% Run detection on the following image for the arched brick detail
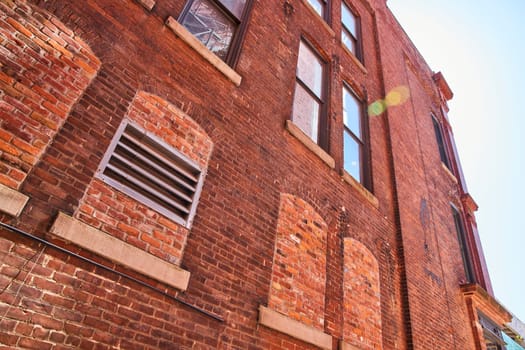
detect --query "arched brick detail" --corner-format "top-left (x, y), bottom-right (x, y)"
top-left (268, 193), bottom-right (328, 330)
top-left (0, 0), bottom-right (100, 189)
top-left (75, 91), bottom-right (213, 265)
top-left (343, 238), bottom-right (383, 350)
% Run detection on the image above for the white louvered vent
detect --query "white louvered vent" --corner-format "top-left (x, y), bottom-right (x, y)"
top-left (96, 121), bottom-right (204, 227)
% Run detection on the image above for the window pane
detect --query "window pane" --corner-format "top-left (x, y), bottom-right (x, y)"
top-left (342, 3), bottom-right (357, 37)
top-left (344, 131), bottom-right (361, 182)
top-left (306, 0), bottom-right (324, 17)
top-left (343, 87), bottom-right (361, 138)
top-left (181, 0), bottom-right (236, 60)
top-left (292, 83), bottom-right (320, 142)
top-left (219, 0), bottom-right (246, 19)
top-left (297, 41), bottom-right (324, 98)
top-left (342, 28), bottom-right (357, 54)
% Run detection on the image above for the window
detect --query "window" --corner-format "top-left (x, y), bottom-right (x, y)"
top-left (451, 206), bottom-right (474, 283)
top-left (96, 121), bottom-right (205, 228)
top-left (432, 114), bottom-right (451, 169)
top-left (291, 40), bottom-right (327, 146)
top-left (305, 0), bottom-right (327, 19)
top-left (343, 84), bottom-right (370, 187)
top-left (478, 312), bottom-right (506, 350)
top-left (179, 0), bottom-right (252, 65)
top-left (341, 2), bottom-right (361, 60)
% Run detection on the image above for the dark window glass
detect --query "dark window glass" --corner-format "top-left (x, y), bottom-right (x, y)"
top-left (180, 0), bottom-right (250, 65)
top-left (291, 41), bottom-right (325, 144)
top-left (343, 85), bottom-right (369, 185)
top-left (341, 2), bottom-right (361, 60)
top-left (452, 206), bottom-right (474, 283)
top-left (432, 115), bottom-right (451, 169)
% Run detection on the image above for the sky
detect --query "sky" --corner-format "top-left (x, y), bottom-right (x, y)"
top-left (388, 0), bottom-right (525, 323)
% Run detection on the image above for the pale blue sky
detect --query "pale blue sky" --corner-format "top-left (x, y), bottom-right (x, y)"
top-left (388, 0), bottom-right (525, 322)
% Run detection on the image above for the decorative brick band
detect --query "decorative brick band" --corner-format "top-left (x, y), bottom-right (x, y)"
top-left (0, 183), bottom-right (29, 217)
top-left (165, 16), bottom-right (242, 86)
top-left (258, 305), bottom-right (333, 349)
top-left (50, 212), bottom-right (191, 291)
top-left (286, 120), bottom-right (335, 169)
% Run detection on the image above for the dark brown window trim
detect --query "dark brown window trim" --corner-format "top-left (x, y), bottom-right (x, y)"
top-left (451, 204), bottom-right (475, 283)
top-left (342, 82), bottom-right (372, 191)
top-left (432, 113), bottom-right (452, 169)
top-left (293, 37), bottom-right (331, 151)
top-left (178, 0), bottom-right (254, 68)
top-left (341, 0), bottom-right (364, 64)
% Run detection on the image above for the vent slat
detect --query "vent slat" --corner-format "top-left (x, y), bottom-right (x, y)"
top-left (97, 122), bottom-right (205, 226)
top-left (115, 142), bottom-right (197, 193)
top-left (105, 163), bottom-right (191, 215)
top-left (110, 152), bottom-right (194, 203)
top-left (122, 131), bottom-right (200, 183)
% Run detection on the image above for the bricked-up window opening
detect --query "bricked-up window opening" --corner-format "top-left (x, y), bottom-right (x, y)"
top-left (96, 121), bottom-right (205, 228)
top-left (291, 40), bottom-right (327, 146)
top-left (305, 0), bottom-right (328, 20)
top-left (342, 2), bottom-right (361, 61)
top-left (432, 114), bottom-right (451, 169)
top-left (451, 206), bottom-right (474, 283)
top-left (343, 84), bottom-right (371, 188)
top-left (179, 0), bottom-right (253, 66)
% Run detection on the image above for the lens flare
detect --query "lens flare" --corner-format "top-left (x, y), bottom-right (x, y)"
top-left (368, 85), bottom-right (410, 116)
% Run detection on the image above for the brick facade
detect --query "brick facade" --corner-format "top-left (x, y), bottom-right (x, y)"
top-left (0, 0), bottom-right (510, 349)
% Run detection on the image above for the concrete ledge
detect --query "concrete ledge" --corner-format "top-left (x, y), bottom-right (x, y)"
top-left (165, 16), bottom-right (241, 86)
top-left (441, 162), bottom-right (458, 183)
top-left (286, 120), bottom-right (335, 169)
top-left (258, 305), bottom-right (332, 349)
top-left (339, 340), bottom-right (360, 350)
top-left (135, 0), bottom-right (155, 10)
top-left (342, 171), bottom-right (379, 209)
top-left (342, 45), bottom-right (368, 74)
top-left (50, 212), bottom-right (190, 291)
top-left (0, 183), bottom-right (29, 217)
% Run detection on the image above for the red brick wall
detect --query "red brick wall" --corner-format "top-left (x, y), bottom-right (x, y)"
top-left (268, 193), bottom-right (327, 330)
top-left (0, 0), bottom-right (485, 349)
top-left (0, 0), bottom-right (99, 189)
top-left (343, 238), bottom-right (382, 349)
top-left (74, 91), bottom-right (213, 265)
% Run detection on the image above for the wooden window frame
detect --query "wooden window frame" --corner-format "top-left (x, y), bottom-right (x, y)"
top-left (178, 0), bottom-right (254, 67)
top-left (341, 1), bottom-right (363, 62)
top-left (342, 83), bottom-right (371, 190)
top-left (291, 38), bottom-right (330, 150)
top-left (451, 205), bottom-right (475, 283)
top-left (96, 120), bottom-right (206, 228)
top-left (432, 114), bottom-right (452, 169)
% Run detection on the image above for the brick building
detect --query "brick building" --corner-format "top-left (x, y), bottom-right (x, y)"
top-left (0, 0), bottom-right (515, 349)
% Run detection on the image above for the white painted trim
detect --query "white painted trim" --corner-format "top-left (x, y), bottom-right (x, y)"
top-left (258, 305), bottom-right (333, 349)
top-left (50, 212), bottom-right (190, 291)
top-left (165, 17), bottom-right (242, 86)
top-left (0, 183), bottom-right (29, 217)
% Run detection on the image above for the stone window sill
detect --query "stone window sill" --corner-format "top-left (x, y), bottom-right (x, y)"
top-left (441, 162), bottom-right (458, 183)
top-left (50, 212), bottom-right (190, 291)
top-left (286, 120), bottom-right (335, 169)
top-left (0, 183), bottom-right (29, 217)
top-left (165, 17), bottom-right (242, 86)
top-left (342, 44), bottom-right (367, 74)
top-left (258, 306), bottom-right (333, 349)
top-left (342, 171), bottom-right (379, 208)
top-left (135, 0), bottom-right (155, 10)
